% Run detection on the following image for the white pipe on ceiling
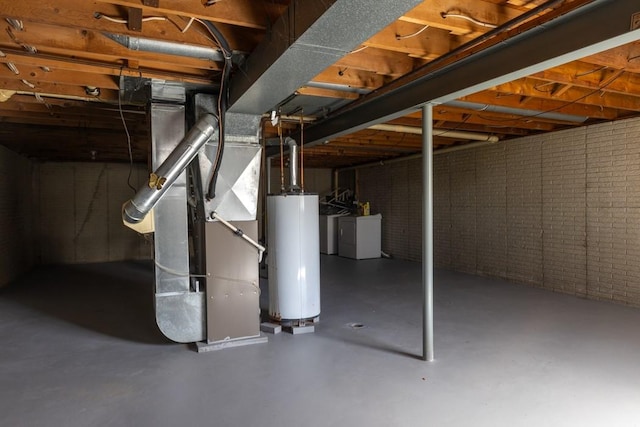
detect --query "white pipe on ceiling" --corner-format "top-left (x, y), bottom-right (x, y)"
top-left (369, 124), bottom-right (499, 142)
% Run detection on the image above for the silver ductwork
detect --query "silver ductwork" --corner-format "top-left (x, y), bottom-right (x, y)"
top-left (104, 33), bottom-right (228, 62)
top-left (286, 137), bottom-right (300, 191)
top-left (123, 113), bottom-right (218, 224)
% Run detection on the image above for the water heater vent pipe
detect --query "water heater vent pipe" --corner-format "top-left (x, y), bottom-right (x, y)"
top-left (286, 137), bottom-right (300, 191)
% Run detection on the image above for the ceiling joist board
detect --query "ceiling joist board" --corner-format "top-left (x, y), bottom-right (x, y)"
top-left (431, 121), bottom-right (533, 136)
top-left (493, 78), bottom-right (640, 112)
top-left (325, 141), bottom-right (420, 153)
top-left (584, 44), bottom-right (640, 73)
top-left (403, 106), bottom-right (564, 128)
top-left (0, 0), bottom-right (269, 49)
top-left (334, 47), bottom-right (422, 77)
top-left (0, 50), bottom-right (214, 88)
top-left (0, 104), bottom-right (145, 128)
top-left (459, 90), bottom-right (620, 120)
top-left (363, 22), bottom-right (465, 59)
top-left (306, 146), bottom-right (410, 157)
top-left (95, 0), bottom-right (288, 30)
top-left (312, 67), bottom-right (392, 91)
top-left (0, 22), bottom-right (222, 73)
top-left (0, 112), bottom-right (145, 131)
top-left (399, 0), bottom-right (523, 37)
top-left (0, 97), bottom-right (146, 119)
top-left (0, 61), bottom-right (119, 90)
top-left (532, 63), bottom-right (640, 97)
top-left (0, 78), bottom-right (119, 101)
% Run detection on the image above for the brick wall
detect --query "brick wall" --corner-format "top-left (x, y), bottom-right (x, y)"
top-left (357, 116), bottom-right (640, 307)
top-left (37, 162), bottom-right (152, 264)
top-left (0, 146), bottom-right (35, 287)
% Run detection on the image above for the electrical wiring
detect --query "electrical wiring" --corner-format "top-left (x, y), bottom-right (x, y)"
top-left (118, 67), bottom-right (137, 194)
top-left (440, 11), bottom-right (497, 29)
top-left (6, 62), bottom-right (19, 75)
top-left (395, 25), bottom-right (429, 40)
top-left (200, 20), bottom-right (233, 201)
top-left (94, 12), bottom-right (167, 24)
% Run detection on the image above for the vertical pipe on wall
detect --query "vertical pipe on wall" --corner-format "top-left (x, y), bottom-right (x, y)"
top-left (422, 103), bottom-right (435, 362)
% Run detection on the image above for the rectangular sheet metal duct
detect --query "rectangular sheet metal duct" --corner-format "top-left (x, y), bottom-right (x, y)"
top-left (228, 0), bottom-right (423, 114)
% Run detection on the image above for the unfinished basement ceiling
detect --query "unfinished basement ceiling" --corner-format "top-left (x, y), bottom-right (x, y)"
top-left (0, 0), bottom-right (639, 167)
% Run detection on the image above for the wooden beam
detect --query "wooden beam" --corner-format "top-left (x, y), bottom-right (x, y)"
top-left (400, 0), bottom-right (522, 37)
top-left (0, 22), bottom-right (222, 73)
top-left (0, 62), bottom-right (119, 90)
top-left (0, 78), bottom-right (119, 102)
top-left (0, 50), bottom-right (216, 85)
top-left (312, 67), bottom-right (391, 91)
top-left (492, 77), bottom-right (640, 112)
top-left (96, 0), bottom-right (285, 30)
top-left (0, 1), bottom-right (261, 51)
top-left (296, 87), bottom-right (359, 100)
top-left (460, 90), bottom-right (619, 120)
top-left (334, 47), bottom-right (421, 77)
top-left (532, 61), bottom-right (640, 96)
top-left (364, 22), bottom-right (464, 60)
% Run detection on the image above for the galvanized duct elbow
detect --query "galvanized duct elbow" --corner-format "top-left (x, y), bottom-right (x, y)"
top-left (286, 137), bottom-right (300, 191)
top-left (123, 114), bottom-right (218, 224)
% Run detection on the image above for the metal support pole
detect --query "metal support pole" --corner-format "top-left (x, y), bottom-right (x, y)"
top-left (422, 104), bottom-right (434, 362)
top-left (266, 157), bottom-right (272, 195)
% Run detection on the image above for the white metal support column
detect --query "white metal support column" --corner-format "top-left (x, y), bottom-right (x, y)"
top-left (422, 103), bottom-right (434, 362)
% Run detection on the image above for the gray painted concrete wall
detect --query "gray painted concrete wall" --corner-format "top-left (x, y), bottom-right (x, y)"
top-left (36, 162), bottom-right (151, 264)
top-left (0, 146), bottom-right (35, 287)
top-left (358, 116), bottom-right (640, 307)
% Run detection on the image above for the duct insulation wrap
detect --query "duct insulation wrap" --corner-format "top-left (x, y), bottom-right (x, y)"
top-left (267, 194), bottom-right (320, 321)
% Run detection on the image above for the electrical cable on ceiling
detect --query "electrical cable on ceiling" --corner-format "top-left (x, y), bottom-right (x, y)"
top-left (440, 11), bottom-right (497, 28)
top-left (575, 65), bottom-right (607, 77)
top-left (118, 67), bottom-right (137, 194)
top-left (94, 12), bottom-right (167, 24)
top-left (201, 19), bottom-right (233, 200)
top-left (395, 25), bottom-right (429, 40)
top-left (6, 62), bottom-right (19, 75)
top-left (350, 46), bottom-right (368, 54)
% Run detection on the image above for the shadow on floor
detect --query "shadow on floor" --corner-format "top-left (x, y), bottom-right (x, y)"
top-left (1, 261), bottom-right (170, 345)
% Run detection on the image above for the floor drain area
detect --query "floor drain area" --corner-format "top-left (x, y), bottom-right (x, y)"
top-left (347, 322), bottom-right (365, 329)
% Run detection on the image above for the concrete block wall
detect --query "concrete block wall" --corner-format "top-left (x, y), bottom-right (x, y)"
top-left (0, 146), bottom-right (35, 287)
top-left (37, 162), bottom-right (151, 264)
top-left (357, 116), bottom-right (640, 307)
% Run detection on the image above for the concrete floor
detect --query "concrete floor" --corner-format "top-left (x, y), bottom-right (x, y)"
top-left (2, 256), bottom-right (640, 427)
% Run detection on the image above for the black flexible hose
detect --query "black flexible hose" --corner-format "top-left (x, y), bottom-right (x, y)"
top-left (203, 20), bottom-right (233, 200)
